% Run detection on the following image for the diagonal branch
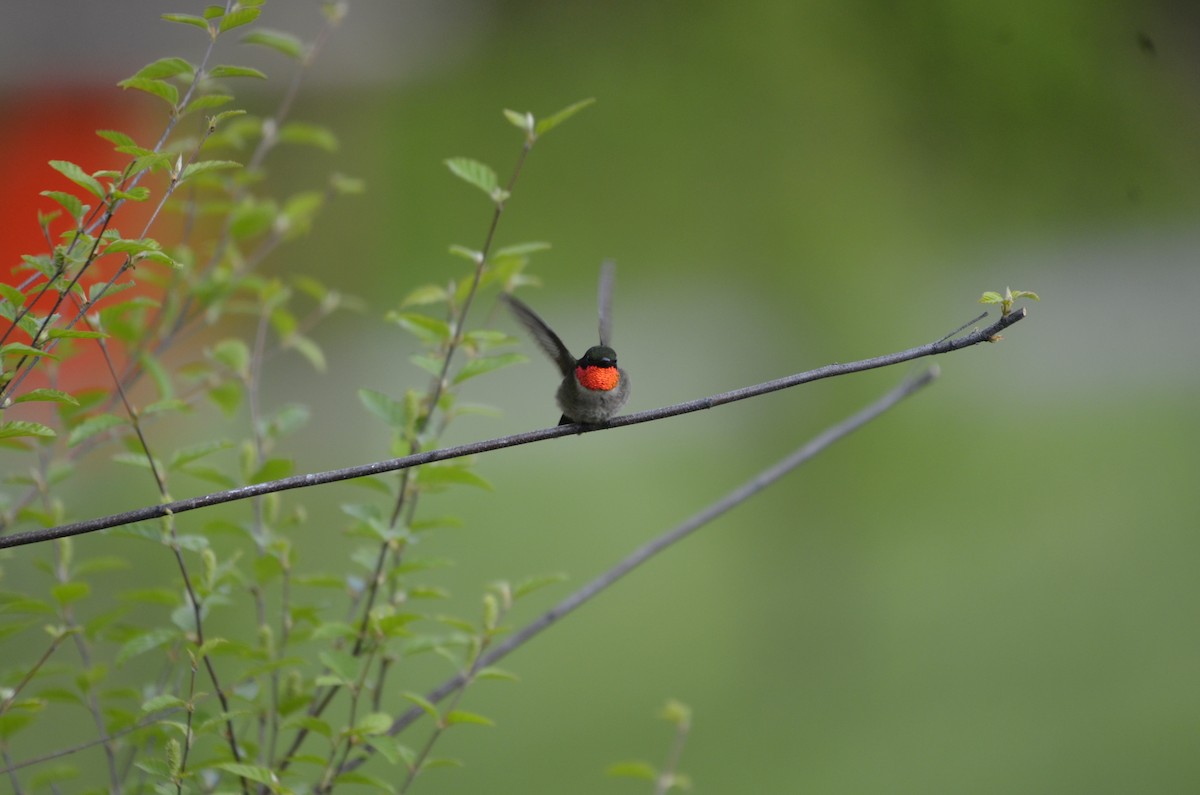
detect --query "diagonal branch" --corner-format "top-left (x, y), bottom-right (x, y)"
top-left (334, 365), bottom-right (941, 778)
top-left (0, 307), bottom-right (1026, 551)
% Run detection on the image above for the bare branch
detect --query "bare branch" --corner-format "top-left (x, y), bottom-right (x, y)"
top-left (331, 366), bottom-right (941, 776)
top-left (0, 307), bottom-right (1026, 551)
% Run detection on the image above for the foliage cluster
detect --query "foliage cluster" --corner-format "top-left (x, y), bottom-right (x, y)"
top-left (0, 4), bottom-right (644, 793)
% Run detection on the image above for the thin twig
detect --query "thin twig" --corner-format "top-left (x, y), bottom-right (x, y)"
top-left (329, 366), bottom-right (940, 778)
top-left (0, 307), bottom-right (1025, 551)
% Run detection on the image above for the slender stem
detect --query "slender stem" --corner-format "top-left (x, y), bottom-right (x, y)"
top-left (0, 307), bottom-right (1025, 551)
top-left (330, 367), bottom-right (939, 778)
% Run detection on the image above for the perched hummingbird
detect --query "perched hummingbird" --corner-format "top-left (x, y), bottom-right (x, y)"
top-left (502, 261), bottom-right (630, 426)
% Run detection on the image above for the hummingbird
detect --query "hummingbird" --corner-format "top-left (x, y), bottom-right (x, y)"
top-left (502, 261), bottom-right (630, 426)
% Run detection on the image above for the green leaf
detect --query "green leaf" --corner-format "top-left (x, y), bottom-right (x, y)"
top-left (127, 57), bottom-right (194, 81)
top-left (242, 29), bottom-right (304, 59)
top-left (417, 463), bottom-right (493, 491)
top-left (48, 160), bottom-right (105, 199)
top-left (218, 7), bottom-right (261, 33)
top-left (209, 64), bottom-right (267, 80)
top-left (116, 627), bottom-right (178, 665)
top-left (535, 97), bottom-right (596, 136)
top-left (399, 692), bottom-right (441, 722)
top-left (444, 710), bottom-right (494, 728)
top-left (513, 573), bottom-right (568, 599)
top-left (475, 666), bottom-right (519, 682)
top-left (390, 312), bottom-right (452, 344)
top-left (51, 582), bottom-right (90, 605)
top-left (494, 241), bottom-right (552, 258)
top-left (211, 338), bottom-right (250, 376)
top-left (12, 388), bottom-right (79, 406)
top-left (104, 237), bottom-right (161, 256)
top-left (111, 186), bottom-right (151, 202)
top-left (979, 291), bottom-right (1003, 304)
top-left (66, 413), bottom-right (125, 447)
top-left (401, 284), bottom-right (448, 307)
top-left (606, 761), bottom-right (657, 781)
top-left (142, 694), bottom-right (187, 714)
top-left (179, 159), bottom-right (242, 183)
top-left (0, 421), bottom-right (56, 441)
top-left (444, 157), bottom-right (498, 198)
top-left (359, 388), bottom-right (406, 428)
top-left (286, 334), bottom-right (326, 372)
top-left (248, 458), bottom-right (293, 485)
top-left (118, 77), bottom-right (180, 107)
top-left (168, 439), bottom-right (232, 470)
top-left (213, 763), bottom-right (276, 788)
top-left (40, 190), bottom-right (84, 221)
top-left (354, 712), bottom-right (393, 737)
top-left (208, 381), bottom-right (243, 416)
top-left (97, 129), bottom-right (138, 148)
top-left (161, 12), bottom-right (210, 30)
top-left (45, 329), bottom-right (107, 341)
top-left (2, 342), bottom-right (58, 360)
top-left (278, 121), bottom-right (338, 152)
top-left (453, 352), bottom-right (527, 385)
top-left (503, 108), bottom-right (533, 133)
top-left (0, 282), bottom-right (26, 308)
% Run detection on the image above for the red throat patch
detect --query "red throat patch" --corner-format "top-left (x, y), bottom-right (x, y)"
top-left (576, 365), bottom-right (620, 391)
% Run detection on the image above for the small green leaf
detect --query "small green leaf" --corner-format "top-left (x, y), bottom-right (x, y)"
top-left (242, 29), bottom-right (304, 59)
top-left (0, 282), bottom-right (26, 308)
top-left (390, 312), bottom-right (452, 344)
top-left (400, 692), bottom-right (441, 722)
top-left (979, 291), bottom-right (1003, 304)
top-left (0, 421), bottom-right (56, 441)
top-left (444, 710), bottom-right (494, 728)
top-left (116, 627), bottom-right (178, 664)
top-left (503, 108), bottom-right (533, 133)
top-left (12, 388), bottom-right (79, 406)
top-left (359, 388), bottom-right (406, 428)
top-left (278, 121), bottom-right (338, 152)
top-left (97, 129), bottom-right (138, 148)
top-left (161, 13), bottom-right (210, 30)
top-left (401, 284), bottom-right (448, 307)
top-left (208, 64), bottom-right (267, 80)
top-left (104, 237), bottom-right (161, 255)
top-left (66, 414), bottom-right (125, 447)
top-left (534, 97), bottom-right (596, 137)
top-left (179, 159), bottom-right (242, 183)
top-left (606, 761), bottom-right (658, 781)
top-left (127, 57), bottom-right (194, 81)
top-left (217, 7), bottom-right (261, 33)
top-left (211, 338), bottom-right (250, 376)
top-left (453, 352), bottom-right (527, 384)
top-left (142, 694), bottom-right (187, 714)
top-left (40, 190), bottom-right (84, 221)
top-left (417, 463), bottom-right (493, 491)
top-left (45, 329), bottom-right (107, 341)
top-left (168, 439), bottom-right (233, 470)
top-left (475, 666), bottom-right (519, 682)
top-left (213, 763), bottom-right (276, 788)
top-left (355, 712), bottom-right (394, 737)
top-left (51, 582), bottom-right (90, 605)
top-left (2, 342), bottom-right (58, 360)
top-left (444, 157), bottom-right (498, 198)
top-left (48, 160), bottom-right (105, 200)
top-left (513, 573), bottom-right (567, 599)
top-left (117, 77), bottom-right (180, 107)
top-left (248, 458), bottom-right (293, 485)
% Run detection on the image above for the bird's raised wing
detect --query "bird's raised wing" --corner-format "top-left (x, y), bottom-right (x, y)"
top-left (597, 259), bottom-right (616, 347)
top-left (501, 293), bottom-right (576, 376)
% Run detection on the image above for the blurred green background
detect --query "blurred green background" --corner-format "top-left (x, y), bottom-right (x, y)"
top-left (4, 1), bottom-right (1200, 792)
